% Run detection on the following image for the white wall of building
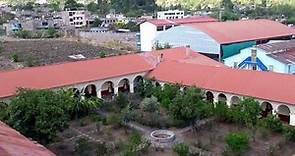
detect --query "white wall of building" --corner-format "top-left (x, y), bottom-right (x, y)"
top-left (157, 10), bottom-right (184, 19)
top-left (61, 10), bottom-right (87, 28)
top-left (140, 22), bottom-right (158, 51)
top-left (154, 26), bottom-right (220, 55)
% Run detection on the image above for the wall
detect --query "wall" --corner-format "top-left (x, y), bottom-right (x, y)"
top-left (154, 26), bottom-right (220, 55)
top-left (221, 41), bottom-right (256, 59)
top-left (140, 22), bottom-right (157, 51)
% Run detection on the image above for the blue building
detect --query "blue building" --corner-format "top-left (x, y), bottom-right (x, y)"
top-left (224, 40), bottom-right (295, 74)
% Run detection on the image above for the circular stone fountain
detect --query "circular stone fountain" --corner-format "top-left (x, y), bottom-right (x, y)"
top-left (149, 130), bottom-right (177, 148)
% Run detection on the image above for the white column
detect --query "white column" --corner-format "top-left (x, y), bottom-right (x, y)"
top-left (289, 113), bottom-right (295, 126)
top-left (130, 83), bottom-right (134, 93)
top-left (97, 89), bottom-right (102, 98)
top-left (114, 86), bottom-right (119, 95)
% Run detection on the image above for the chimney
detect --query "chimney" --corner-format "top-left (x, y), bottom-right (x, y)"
top-left (251, 48), bottom-right (257, 63)
top-left (186, 45), bottom-right (190, 57)
top-left (158, 53), bottom-right (164, 63)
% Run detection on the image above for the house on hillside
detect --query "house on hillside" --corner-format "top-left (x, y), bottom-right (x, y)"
top-left (224, 40), bottom-right (295, 74)
top-left (154, 19), bottom-right (294, 60)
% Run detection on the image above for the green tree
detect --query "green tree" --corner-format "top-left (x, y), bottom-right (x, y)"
top-left (64, 0), bottom-right (84, 9)
top-left (93, 18), bottom-right (103, 27)
top-left (87, 1), bottom-right (99, 13)
top-left (115, 92), bottom-right (129, 110)
top-left (169, 87), bottom-right (207, 122)
top-left (225, 132), bottom-right (249, 155)
top-left (141, 96), bottom-right (160, 112)
top-left (5, 89), bottom-right (73, 143)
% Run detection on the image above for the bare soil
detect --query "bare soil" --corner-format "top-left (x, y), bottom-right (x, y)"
top-left (0, 39), bottom-right (130, 71)
top-left (181, 122), bottom-right (295, 156)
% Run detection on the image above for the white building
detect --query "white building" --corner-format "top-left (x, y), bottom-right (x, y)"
top-left (139, 17), bottom-right (218, 52)
top-left (157, 10), bottom-right (185, 20)
top-left (61, 9), bottom-right (87, 28)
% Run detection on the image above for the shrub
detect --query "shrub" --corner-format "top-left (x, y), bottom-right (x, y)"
top-left (259, 116), bottom-right (283, 133)
top-left (106, 113), bottom-right (122, 127)
top-left (114, 93), bottom-right (129, 111)
top-left (96, 142), bottom-right (109, 156)
top-left (46, 27), bottom-right (59, 38)
top-left (11, 53), bottom-right (19, 62)
top-left (214, 102), bottom-right (229, 121)
top-left (15, 30), bottom-right (32, 39)
top-left (75, 138), bottom-right (92, 156)
top-left (97, 51), bottom-right (106, 58)
top-left (173, 143), bottom-right (190, 156)
top-left (225, 132), bottom-right (249, 155)
top-left (141, 96), bottom-right (160, 113)
top-left (25, 55), bottom-right (35, 67)
top-left (283, 126), bottom-right (295, 141)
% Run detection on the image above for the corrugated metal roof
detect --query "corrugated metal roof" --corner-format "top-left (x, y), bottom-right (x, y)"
top-left (185, 19), bottom-right (294, 44)
top-left (257, 40), bottom-right (295, 64)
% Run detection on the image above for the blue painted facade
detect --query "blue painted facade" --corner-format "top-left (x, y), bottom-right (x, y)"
top-left (224, 47), bottom-right (295, 74)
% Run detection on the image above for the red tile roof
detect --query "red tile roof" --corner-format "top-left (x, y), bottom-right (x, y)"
top-left (185, 19), bottom-right (294, 44)
top-left (147, 16), bottom-right (217, 27)
top-left (0, 54), bottom-right (153, 98)
top-left (146, 47), bottom-right (225, 67)
top-left (148, 61), bottom-right (295, 105)
top-left (0, 122), bottom-right (56, 156)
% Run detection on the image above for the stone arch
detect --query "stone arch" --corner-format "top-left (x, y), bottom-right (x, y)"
top-left (118, 78), bottom-right (130, 93)
top-left (206, 91), bottom-right (214, 104)
top-left (69, 88), bottom-right (80, 98)
top-left (218, 93), bottom-right (227, 103)
top-left (230, 96), bottom-right (240, 106)
top-left (101, 81), bottom-right (114, 99)
top-left (155, 81), bottom-right (161, 87)
top-left (84, 84), bottom-right (97, 98)
top-left (261, 102), bottom-right (273, 117)
top-left (133, 75), bottom-right (143, 92)
top-left (277, 105), bottom-right (291, 124)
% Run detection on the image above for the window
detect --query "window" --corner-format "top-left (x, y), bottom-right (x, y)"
top-left (157, 26), bottom-right (164, 31)
top-left (234, 62), bottom-right (238, 68)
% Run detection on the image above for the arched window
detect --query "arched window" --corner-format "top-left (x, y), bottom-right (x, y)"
top-left (101, 81), bottom-right (114, 99)
top-left (206, 91), bottom-right (214, 104)
top-left (118, 78), bottom-right (130, 93)
top-left (133, 76), bottom-right (143, 93)
top-left (218, 93), bottom-right (227, 103)
top-left (230, 96), bottom-right (240, 106)
top-left (277, 105), bottom-right (291, 124)
top-left (261, 102), bottom-right (273, 117)
top-left (84, 84), bottom-right (97, 98)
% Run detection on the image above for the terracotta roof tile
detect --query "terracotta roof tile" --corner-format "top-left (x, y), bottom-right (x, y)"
top-left (0, 54), bottom-right (153, 98)
top-left (185, 19), bottom-right (294, 44)
top-left (148, 61), bottom-right (295, 105)
top-left (147, 17), bottom-right (217, 27)
top-left (0, 122), bottom-right (56, 156)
